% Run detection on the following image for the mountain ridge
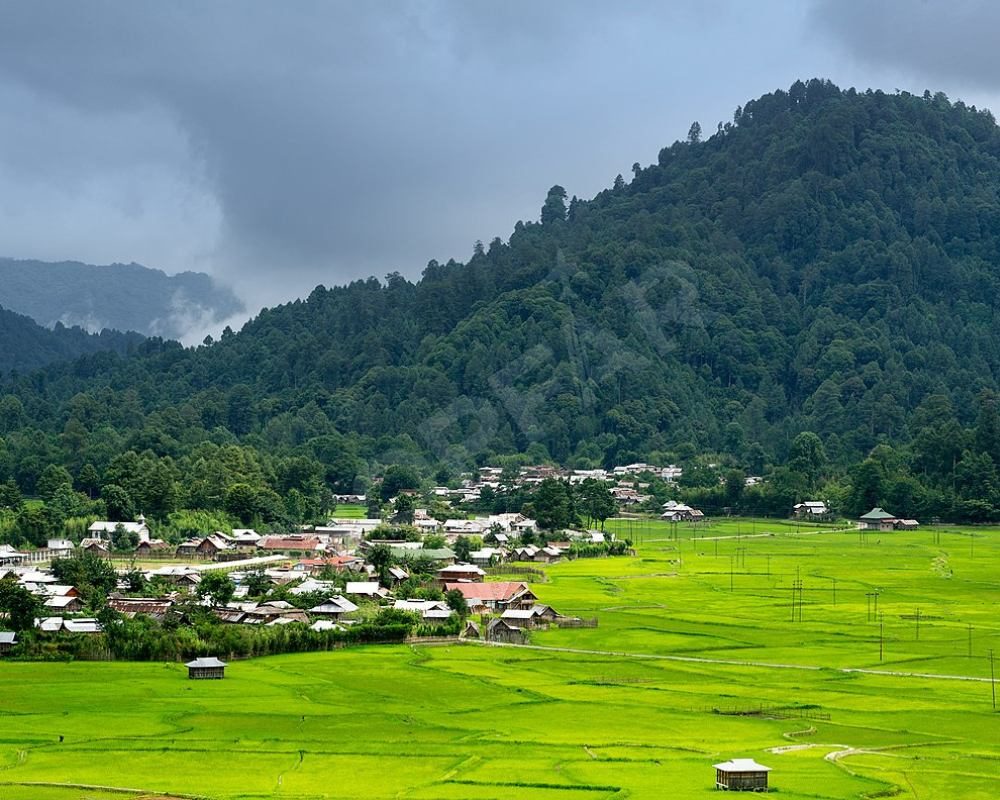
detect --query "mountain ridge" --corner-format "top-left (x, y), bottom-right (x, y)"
top-left (0, 257), bottom-right (244, 341)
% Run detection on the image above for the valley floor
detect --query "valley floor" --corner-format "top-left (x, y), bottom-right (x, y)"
top-left (3, 520), bottom-right (999, 799)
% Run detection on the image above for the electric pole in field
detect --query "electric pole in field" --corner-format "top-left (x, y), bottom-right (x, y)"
top-left (915, 607), bottom-right (921, 641)
top-left (968, 624), bottom-right (973, 658)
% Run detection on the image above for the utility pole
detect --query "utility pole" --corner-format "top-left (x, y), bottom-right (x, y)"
top-left (865, 591), bottom-right (874, 623)
top-left (730, 555), bottom-right (734, 592)
top-left (766, 554), bottom-right (771, 577)
top-left (968, 624), bottom-right (973, 658)
top-left (914, 607), bottom-right (921, 641)
top-left (831, 577), bottom-right (837, 605)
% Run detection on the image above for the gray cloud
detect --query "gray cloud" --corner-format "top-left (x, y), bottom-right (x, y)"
top-left (1, 1), bottom-right (995, 323)
top-left (812, 1), bottom-right (1000, 104)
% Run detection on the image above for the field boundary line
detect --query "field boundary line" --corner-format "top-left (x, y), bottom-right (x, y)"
top-left (0, 780), bottom-right (209, 798)
top-left (443, 640), bottom-right (1000, 684)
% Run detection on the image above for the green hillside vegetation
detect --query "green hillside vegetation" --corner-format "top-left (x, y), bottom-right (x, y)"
top-left (3, 521), bottom-right (1000, 799)
top-left (4, 80), bottom-right (1000, 520)
top-left (0, 305), bottom-right (142, 374)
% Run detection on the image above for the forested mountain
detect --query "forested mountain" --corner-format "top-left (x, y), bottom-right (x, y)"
top-left (0, 258), bottom-right (243, 341)
top-left (4, 80), bottom-right (1000, 520)
top-left (0, 305), bottom-right (143, 374)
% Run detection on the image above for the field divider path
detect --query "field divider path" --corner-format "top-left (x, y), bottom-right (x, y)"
top-left (449, 640), bottom-right (999, 684)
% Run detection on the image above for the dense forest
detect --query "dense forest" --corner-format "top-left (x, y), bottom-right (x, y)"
top-left (0, 305), bottom-right (142, 373)
top-left (4, 79), bottom-right (1000, 524)
top-left (0, 258), bottom-right (243, 341)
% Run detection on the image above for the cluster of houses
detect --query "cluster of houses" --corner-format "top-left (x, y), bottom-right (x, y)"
top-left (0, 509), bottom-right (600, 647)
top-left (434, 462), bottom-right (685, 506)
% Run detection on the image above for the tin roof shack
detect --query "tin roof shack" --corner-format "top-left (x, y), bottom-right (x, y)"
top-left (0, 631), bottom-right (16, 654)
top-left (858, 507), bottom-right (899, 531)
top-left (713, 758), bottom-right (771, 791)
top-left (186, 657), bottom-right (227, 680)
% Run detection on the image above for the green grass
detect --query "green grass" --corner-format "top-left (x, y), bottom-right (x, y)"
top-left (332, 504), bottom-right (367, 519)
top-left (2, 519), bottom-right (1000, 799)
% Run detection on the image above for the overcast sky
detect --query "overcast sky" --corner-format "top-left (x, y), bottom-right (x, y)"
top-left (1, 1), bottom-right (999, 320)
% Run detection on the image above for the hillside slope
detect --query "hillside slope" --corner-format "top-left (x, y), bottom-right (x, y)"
top-left (0, 258), bottom-right (244, 341)
top-left (5, 79), bottom-right (1000, 475)
top-left (0, 305), bottom-right (142, 374)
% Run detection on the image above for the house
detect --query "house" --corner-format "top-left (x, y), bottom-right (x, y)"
top-left (660, 502), bottom-right (705, 523)
top-left (501, 603), bottom-right (561, 628)
top-left (858, 508), bottom-right (899, 532)
top-left (146, 566), bottom-right (201, 588)
top-left (0, 544), bottom-right (25, 566)
top-left (436, 563), bottom-right (486, 584)
top-left (79, 538), bottom-right (110, 557)
top-left (231, 529), bottom-right (261, 547)
top-left (345, 581), bottom-right (389, 599)
top-left (895, 518), bottom-right (920, 530)
top-left (393, 598), bottom-right (452, 620)
top-left (46, 539), bottom-right (75, 557)
top-left (485, 617), bottom-right (526, 644)
top-left (88, 518), bottom-right (150, 542)
top-left (0, 631), bottom-right (16, 654)
top-left (176, 535), bottom-right (230, 559)
top-left (258, 535), bottom-right (323, 553)
top-left (107, 597), bottom-right (173, 619)
top-left (713, 758), bottom-right (771, 791)
top-left (387, 566), bottom-right (410, 585)
top-left (444, 581), bottom-right (536, 612)
top-left (42, 617), bottom-right (102, 634)
top-left (44, 594), bottom-right (83, 613)
top-left (186, 657), bottom-right (227, 680)
top-left (499, 608), bottom-right (540, 628)
top-left (241, 602), bottom-right (310, 625)
top-left (792, 501), bottom-right (829, 518)
top-left (533, 546), bottom-right (562, 563)
top-left (308, 596), bottom-right (359, 617)
top-left (511, 545), bottom-right (539, 561)
top-left (135, 539), bottom-right (171, 557)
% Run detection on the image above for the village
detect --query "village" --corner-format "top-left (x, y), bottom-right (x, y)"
top-left (0, 503), bottom-right (618, 654)
top-left (0, 460), bottom-right (918, 661)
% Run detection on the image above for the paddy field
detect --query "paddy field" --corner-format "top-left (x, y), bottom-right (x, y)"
top-left (3, 517), bottom-right (999, 799)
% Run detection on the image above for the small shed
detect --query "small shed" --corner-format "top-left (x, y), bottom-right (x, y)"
top-left (0, 631), bottom-right (16, 655)
top-left (185, 657), bottom-right (227, 680)
top-left (713, 758), bottom-right (771, 792)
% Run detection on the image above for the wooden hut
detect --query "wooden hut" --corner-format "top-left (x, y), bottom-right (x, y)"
top-left (713, 758), bottom-right (771, 791)
top-left (185, 657), bottom-right (227, 680)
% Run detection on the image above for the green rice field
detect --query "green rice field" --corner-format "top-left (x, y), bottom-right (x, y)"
top-left (2, 519), bottom-right (999, 799)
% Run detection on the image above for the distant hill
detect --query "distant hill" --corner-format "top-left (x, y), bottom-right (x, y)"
top-left (0, 304), bottom-right (143, 374)
top-left (0, 258), bottom-right (244, 341)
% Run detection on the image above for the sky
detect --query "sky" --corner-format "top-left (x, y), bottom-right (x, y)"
top-left (1, 0), bottom-right (999, 325)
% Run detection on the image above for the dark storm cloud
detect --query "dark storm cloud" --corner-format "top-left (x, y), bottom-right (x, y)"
top-left (4, 1), bottom-right (990, 320)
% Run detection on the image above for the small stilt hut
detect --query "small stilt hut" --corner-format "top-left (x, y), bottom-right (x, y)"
top-left (185, 657), bottom-right (227, 680)
top-left (713, 758), bottom-right (771, 791)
